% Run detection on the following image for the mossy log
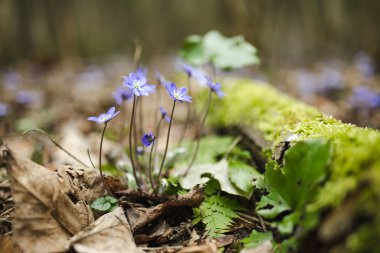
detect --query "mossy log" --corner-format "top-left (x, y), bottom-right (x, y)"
top-left (209, 78), bottom-right (380, 252)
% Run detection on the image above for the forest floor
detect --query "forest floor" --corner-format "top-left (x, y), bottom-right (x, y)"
top-left (0, 54), bottom-right (379, 252)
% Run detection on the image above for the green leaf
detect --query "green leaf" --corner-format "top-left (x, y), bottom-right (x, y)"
top-left (241, 230), bottom-right (273, 249)
top-left (276, 212), bottom-right (300, 235)
top-left (180, 30), bottom-right (260, 70)
top-left (194, 193), bottom-right (246, 238)
top-left (265, 139), bottom-right (331, 210)
top-left (177, 135), bottom-right (233, 166)
top-left (256, 189), bottom-right (290, 219)
top-left (228, 161), bottom-right (260, 198)
top-left (91, 196), bottom-right (118, 212)
top-left (179, 159), bottom-right (243, 197)
top-left (102, 164), bottom-right (123, 177)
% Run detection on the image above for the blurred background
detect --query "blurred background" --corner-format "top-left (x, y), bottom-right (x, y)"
top-left (1, 0), bottom-right (380, 68)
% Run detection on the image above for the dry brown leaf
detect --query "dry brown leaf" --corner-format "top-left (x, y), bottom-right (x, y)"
top-left (134, 220), bottom-right (173, 244)
top-left (126, 185), bottom-right (204, 232)
top-left (67, 207), bottom-right (143, 253)
top-left (0, 235), bottom-right (23, 253)
top-left (177, 241), bottom-right (218, 253)
top-left (4, 149), bottom-right (106, 253)
top-left (240, 240), bottom-right (273, 253)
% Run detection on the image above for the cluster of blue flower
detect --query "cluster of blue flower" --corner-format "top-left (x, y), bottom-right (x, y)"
top-left (87, 63), bottom-right (224, 192)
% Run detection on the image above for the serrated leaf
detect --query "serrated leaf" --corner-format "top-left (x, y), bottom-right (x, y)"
top-left (180, 30), bottom-right (260, 70)
top-left (228, 161), bottom-right (260, 198)
top-left (241, 230), bottom-right (273, 249)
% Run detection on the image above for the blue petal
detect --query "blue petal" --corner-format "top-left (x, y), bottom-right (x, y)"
top-left (87, 116), bottom-right (99, 122)
top-left (107, 107), bottom-right (115, 115)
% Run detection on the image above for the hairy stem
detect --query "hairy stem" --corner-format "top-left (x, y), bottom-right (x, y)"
top-left (118, 99), bottom-right (126, 142)
top-left (148, 140), bottom-right (155, 191)
top-left (99, 122), bottom-right (112, 196)
top-left (158, 100), bottom-right (176, 182)
top-left (184, 89), bottom-right (213, 176)
top-left (178, 76), bottom-right (192, 146)
top-left (149, 117), bottom-right (163, 191)
top-left (129, 95), bottom-right (141, 189)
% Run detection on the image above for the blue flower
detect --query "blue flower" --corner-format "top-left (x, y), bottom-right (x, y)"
top-left (123, 71), bottom-right (156, 96)
top-left (15, 90), bottom-right (40, 105)
top-left (142, 132), bottom-right (155, 147)
top-left (155, 71), bottom-right (171, 86)
top-left (88, 107), bottom-right (120, 124)
top-left (160, 107), bottom-right (171, 122)
top-left (0, 103), bottom-right (9, 117)
top-left (165, 83), bottom-right (192, 103)
top-left (136, 67), bottom-right (148, 78)
top-left (179, 61), bottom-right (197, 77)
top-left (113, 87), bottom-right (134, 105)
top-left (205, 76), bottom-right (224, 98)
top-left (350, 86), bottom-right (380, 108)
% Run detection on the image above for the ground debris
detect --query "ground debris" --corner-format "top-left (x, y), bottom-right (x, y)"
top-left (3, 148), bottom-right (106, 253)
top-left (66, 207), bottom-right (143, 253)
top-left (124, 185), bottom-right (204, 233)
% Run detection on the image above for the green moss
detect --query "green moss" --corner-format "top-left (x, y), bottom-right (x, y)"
top-left (209, 78), bottom-right (380, 210)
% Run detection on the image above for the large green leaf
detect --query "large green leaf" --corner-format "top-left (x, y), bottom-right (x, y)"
top-left (256, 139), bottom-right (331, 234)
top-left (180, 30), bottom-right (260, 70)
top-left (178, 159), bottom-right (242, 197)
top-left (228, 160), bottom-right (260, 198)
top-left (265, 139), bottom-right (331, 210)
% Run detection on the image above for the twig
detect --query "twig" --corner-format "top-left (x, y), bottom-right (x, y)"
top-left (86, 148), bottom-right (96, 169)
top-left (21, 129), bottom-right (89, 167)
top-left (223, 135), bottom-right (243, 159)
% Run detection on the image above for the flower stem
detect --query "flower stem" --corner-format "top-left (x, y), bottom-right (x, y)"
top-left (119, 99), bottom-right (126, 142)
top-left (150, 117), bottom-right (163, 191)
top-left (129, 95), bottom-right (141, 189)
top-left (158, 100), bottom-right (176, 182)
top-left (99, 122), bottom-right (112, 196)
top-left (184, 89), bottom-right (213, 176)
top-left (148, 140), bottom-right (155, 191)
top-left (178, 76), bottom-right (192, 146)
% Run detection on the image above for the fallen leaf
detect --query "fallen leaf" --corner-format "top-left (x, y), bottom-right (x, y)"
top-left (240, 240), bottom-right (273, 253)
top-left (134, 219), bottom-right (173, 244)
top-left (125, 185), bottom-right (203, 232)
top-left (4, 149), bottom-right (105, 253)
top-left (0, 235), bottom-right (23, 253)
top-left (67, 207), bottom-right (143, 253)
top-left (178, 240), bottom-right (218, 253)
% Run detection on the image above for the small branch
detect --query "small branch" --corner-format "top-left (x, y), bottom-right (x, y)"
top-left (21, 129), bottom-right (90, 167)
top-left (223, 135), bottom-right (243, 160)
top-left (87, 148), bottom-right (96, 169)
